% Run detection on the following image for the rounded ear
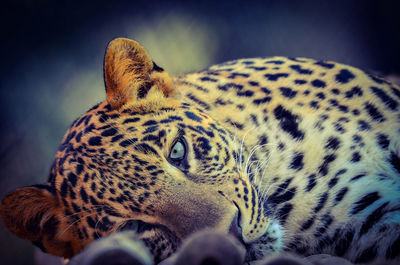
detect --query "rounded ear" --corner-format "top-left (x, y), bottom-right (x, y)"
top-left (0, 185), bottom-right (77, 258)
top-left (104, 38), bottom-right (175, 109)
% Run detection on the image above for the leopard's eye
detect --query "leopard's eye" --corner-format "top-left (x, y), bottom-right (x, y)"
top-left (169, 139), bottom-right (186, 163)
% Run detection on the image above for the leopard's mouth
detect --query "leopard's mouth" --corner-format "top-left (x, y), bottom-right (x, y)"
top-left (229, 219), bottom-right (254, 262)
top-left (241, 199), bottom-right (283, 262)
top-left (228, 203), bottom-right (268, 262)
top-left (245, 202), bottom-right (284, 262)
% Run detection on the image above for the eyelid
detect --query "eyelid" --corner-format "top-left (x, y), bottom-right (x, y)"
top-left (171, 129), bottom-right (185, 150)
top-left (177, 129), bottom-right (185, 139)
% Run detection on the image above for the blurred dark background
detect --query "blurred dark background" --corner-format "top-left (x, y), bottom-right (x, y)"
top-left (0, 0), bottom-right (399, 264)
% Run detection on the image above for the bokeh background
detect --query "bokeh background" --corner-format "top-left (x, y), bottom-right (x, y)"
top-left (0, 0), bottom-right (399, 264)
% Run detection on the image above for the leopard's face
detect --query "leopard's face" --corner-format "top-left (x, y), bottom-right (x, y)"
top-left (0, 38), bottom-right (282, 263)
top-left (59, 99), bottom-right (279, 261)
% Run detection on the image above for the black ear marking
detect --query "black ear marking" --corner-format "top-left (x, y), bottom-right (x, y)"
top-left (153, 61), bottom-right (164, 72)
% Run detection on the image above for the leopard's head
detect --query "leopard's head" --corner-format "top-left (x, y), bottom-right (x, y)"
top-left (0, 38), bottom-right (282, 263)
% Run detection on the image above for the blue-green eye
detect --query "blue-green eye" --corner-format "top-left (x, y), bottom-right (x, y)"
top-left (170, 140), bottom-right (186, 161)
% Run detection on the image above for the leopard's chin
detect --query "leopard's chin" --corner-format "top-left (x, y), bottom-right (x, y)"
top-left (244, 220), bottom-right (284, 262)
top-left (119, 219), bottom-right (181, 262)
top-left (119, 217), bottom-right (284, 263)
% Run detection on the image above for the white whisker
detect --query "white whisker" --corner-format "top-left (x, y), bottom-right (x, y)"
top-left (60, 211), bottom-right (99, 236)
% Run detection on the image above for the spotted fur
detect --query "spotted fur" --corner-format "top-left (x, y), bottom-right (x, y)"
top-left (1, 38), bottom-right (399, 265)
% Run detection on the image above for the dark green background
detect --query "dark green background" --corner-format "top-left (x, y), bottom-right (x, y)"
top-left (0, 0), bottom-right (399, 264)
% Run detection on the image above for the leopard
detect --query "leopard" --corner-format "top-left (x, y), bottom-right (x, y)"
top-left (1, 38), bottom-right (400, 265)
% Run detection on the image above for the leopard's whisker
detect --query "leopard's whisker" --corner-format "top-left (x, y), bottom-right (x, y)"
top-left (60, 211), bottom-right (99, 236)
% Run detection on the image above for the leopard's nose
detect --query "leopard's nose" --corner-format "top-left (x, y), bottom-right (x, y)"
top-left (228, 211), bottom-right (245, 245)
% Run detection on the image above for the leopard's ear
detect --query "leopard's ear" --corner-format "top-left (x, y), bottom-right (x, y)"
top-left (104, 37), bottom-right (175, 109)
top-left (0, 185), bottom-right (77, 258)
